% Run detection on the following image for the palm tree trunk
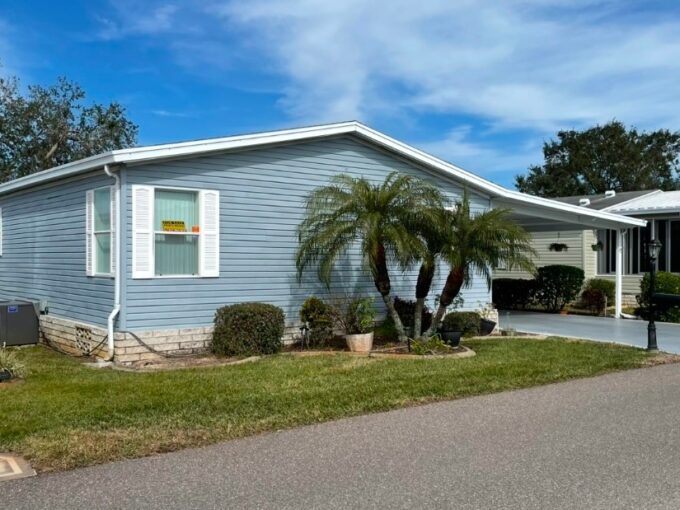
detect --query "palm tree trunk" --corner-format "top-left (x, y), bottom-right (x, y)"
top-left (413, 261), bottom-right (435, 338)
top-left (372, 244), bottom-right (408, 345)
top-left (425, 267), bottom-right (465, 336)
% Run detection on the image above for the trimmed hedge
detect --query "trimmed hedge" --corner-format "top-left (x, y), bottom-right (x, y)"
top-left (212, 303), bottom-right (285, 356)
top-left (441, 311), bottom-right (481, 337)
top-left (638, 272), bottom-right (680, 323)
top-left (534, 265), bottom-right (585, 312)
top-left (492, 278), bottom-right (536, 310)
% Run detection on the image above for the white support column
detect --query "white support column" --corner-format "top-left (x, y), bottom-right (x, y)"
top-left (615, 228), bottom-right (625, 318)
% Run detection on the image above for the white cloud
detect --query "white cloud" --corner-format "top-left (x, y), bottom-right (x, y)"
top-left (95, 3), bottom-right (181, 40)
top-left (417, 126), bottom-right (543, 179)
top-left (211, 0), bottom-right (680, 131)
top-left (90, 1), bottom-right (680, 180)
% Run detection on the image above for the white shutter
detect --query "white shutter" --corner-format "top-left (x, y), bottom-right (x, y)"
top-left (0, 207), bottom-right (3, 256)
top-left (110, 186), bottom-right (117, 275)
top-left (199, 190), bottom-right (220, 277)
top-left (85, 190), bottom-right (94, 276)
top-left (132, 185), bottom-right (154, 278)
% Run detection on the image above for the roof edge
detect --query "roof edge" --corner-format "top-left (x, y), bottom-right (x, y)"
top-left (0, 120), bottom-right (645, 228)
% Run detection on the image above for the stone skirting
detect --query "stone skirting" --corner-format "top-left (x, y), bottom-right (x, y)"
top-left (39, 315), bottom-right (212, 365)
top-left (40, 315), bottom-right (111, 359)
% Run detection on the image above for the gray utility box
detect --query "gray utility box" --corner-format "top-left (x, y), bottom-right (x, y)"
top-left (0, 300), bottom-right (39, 346)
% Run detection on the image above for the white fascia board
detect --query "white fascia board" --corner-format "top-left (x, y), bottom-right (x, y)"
top-left (351, 124), bottom-right (646, 229)
top-left (0, 119), bottom-right (649, 229)
top-left (0, 122), bottom-right (360, 196)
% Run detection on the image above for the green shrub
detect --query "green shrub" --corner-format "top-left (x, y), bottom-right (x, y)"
top-left (638, 272), bottom-right (680, 323)
top-left (492, 278), bottom-right (537, 310)
top-left (581, 288), bottom-right (607, 314)
top-left (299, 297), bottom-right (336, 347)
top-left (580, 279), bottom-right (615, 315)
top-left (584, 278), bottom-right (615, 302)
top-left (212, 303), bottom-right (285, 356)
top-left (393, 296), bottom-right (432, 335)
top-left (534, 265), bottom-right (585, 312)
top-left (441, 311), bottom-right (481, 337)
top-left (337, 296), bottom-right (376, 334)
top-left (0, 347), bottom-right (26, 379)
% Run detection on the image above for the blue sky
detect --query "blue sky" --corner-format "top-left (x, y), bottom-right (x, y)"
top-left (2, 0), bottom-right (680, 187)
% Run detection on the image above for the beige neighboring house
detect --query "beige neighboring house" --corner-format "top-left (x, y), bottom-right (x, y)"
top-left (495, 189), bottom-right (680, 307)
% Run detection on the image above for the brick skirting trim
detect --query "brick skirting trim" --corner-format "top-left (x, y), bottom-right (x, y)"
top-left (39, 315), bottom-right (212, 365)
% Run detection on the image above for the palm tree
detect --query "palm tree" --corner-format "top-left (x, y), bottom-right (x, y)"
top-left (412, 207), bottom-right (448, 338)
top-left (423, 190), bottom-right (536, 336)
top-left (296, 172), bottom-right (447, 343)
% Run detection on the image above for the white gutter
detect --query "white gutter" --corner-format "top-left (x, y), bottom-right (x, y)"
top-left (104, 164), bottom-right (121, 361)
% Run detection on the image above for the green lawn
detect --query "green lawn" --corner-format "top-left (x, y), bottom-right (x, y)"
top-left (0, 338), bottom-right (672, 472)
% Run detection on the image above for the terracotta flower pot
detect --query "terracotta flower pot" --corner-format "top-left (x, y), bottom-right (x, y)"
top-left (345, 332), bottom-right (374, 352)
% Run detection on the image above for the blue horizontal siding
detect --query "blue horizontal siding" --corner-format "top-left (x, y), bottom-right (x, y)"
top-left (0, 172), bottom-right (115, 326)
top-left (123, 135), bottom-right (492, 330)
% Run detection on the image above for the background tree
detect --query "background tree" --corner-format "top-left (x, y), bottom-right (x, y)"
top-left (424, 191), bottom-right (535, 336)
top-left (296, 172), bottom-right (446, 343)
top-left (0, 74), bottom-right (138, 182)
top-left (515, 121), bottom-right (680, 197)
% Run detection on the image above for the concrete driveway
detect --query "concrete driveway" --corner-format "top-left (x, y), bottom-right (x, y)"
top-left (5, 364), bottom-right (680, 509)
top-left (499, 310), bottom-right (680, 353)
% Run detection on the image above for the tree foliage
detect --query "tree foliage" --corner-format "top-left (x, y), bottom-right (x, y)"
top-left (515, 121), bottom-right (680, 197)
top-left (295, 172), bottom-right (447, 343)
top-left (0, 74), bottom-right (138, 182)
top-left (424, 190), bottom-right (536, 335)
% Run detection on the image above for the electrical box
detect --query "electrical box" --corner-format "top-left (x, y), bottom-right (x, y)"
top-left (0, 300), bottom-right (39, 346)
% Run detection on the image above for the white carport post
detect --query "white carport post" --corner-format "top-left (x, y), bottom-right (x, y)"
top-left (615, 229), bottom-right (625, 318)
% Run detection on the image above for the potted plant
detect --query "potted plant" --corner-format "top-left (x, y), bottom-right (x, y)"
top-left (437, 316), bottom-right (462, 347)
top-left (478, 303), bottom-right (497, 336)
top-left (591, 241), bottom-right (604, 252)
top-left (549, 242), bottom-right (569, 252)
top-left (340, 297), bottom-right (376, 352)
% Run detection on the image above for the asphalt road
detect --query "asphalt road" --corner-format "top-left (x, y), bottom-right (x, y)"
top-left (500, 311), bottom-right (680, 353)
top-left (5, 364), bottom-right (680, 509)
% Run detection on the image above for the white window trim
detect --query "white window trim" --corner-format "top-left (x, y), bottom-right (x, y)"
top-left (0, 206), bottom-right (3, 257)
top-left (132, 185), bottom-right (219, 279)
top-left (87, 186), bottom-right (115, 278)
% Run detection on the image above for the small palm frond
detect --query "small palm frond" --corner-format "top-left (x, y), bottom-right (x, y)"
top-left (296, 171), bottom-right (448, 287)
top-left (439, 189), bottom-right (536, 289)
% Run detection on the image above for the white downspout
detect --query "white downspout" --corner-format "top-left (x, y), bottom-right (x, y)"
top-left (615, 229), bottom-right (624, 318)
top-left (104, 164), bottom-right (121, 361)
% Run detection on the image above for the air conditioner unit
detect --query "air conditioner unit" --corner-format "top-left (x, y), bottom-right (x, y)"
top-left (0, 300), bottom-right (39, 346)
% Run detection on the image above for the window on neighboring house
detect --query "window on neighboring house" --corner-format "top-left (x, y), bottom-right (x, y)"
top-left (131, 185), bottom-right (219, 279)
top-left (154, 189), bottom-right (200, 276)
top-left (86, 187), bottom-right (114, 276)
top-left (671, 221), bottom-right (680, 273)
top-left (598, 221), bottom-right (680, 276)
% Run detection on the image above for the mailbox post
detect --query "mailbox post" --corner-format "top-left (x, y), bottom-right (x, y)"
top-left (646, 239), bottom-right (662, 352)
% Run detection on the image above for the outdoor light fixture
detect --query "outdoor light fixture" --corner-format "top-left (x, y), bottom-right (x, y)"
top-left (646, 239), bottom-right (662, 351)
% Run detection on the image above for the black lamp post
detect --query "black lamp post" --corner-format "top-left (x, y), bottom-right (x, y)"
top-left (647, 239), bottom-right (662, 351)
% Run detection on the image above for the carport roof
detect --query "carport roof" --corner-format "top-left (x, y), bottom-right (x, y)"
top-left (0, 121), bottom-right (645, 230)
